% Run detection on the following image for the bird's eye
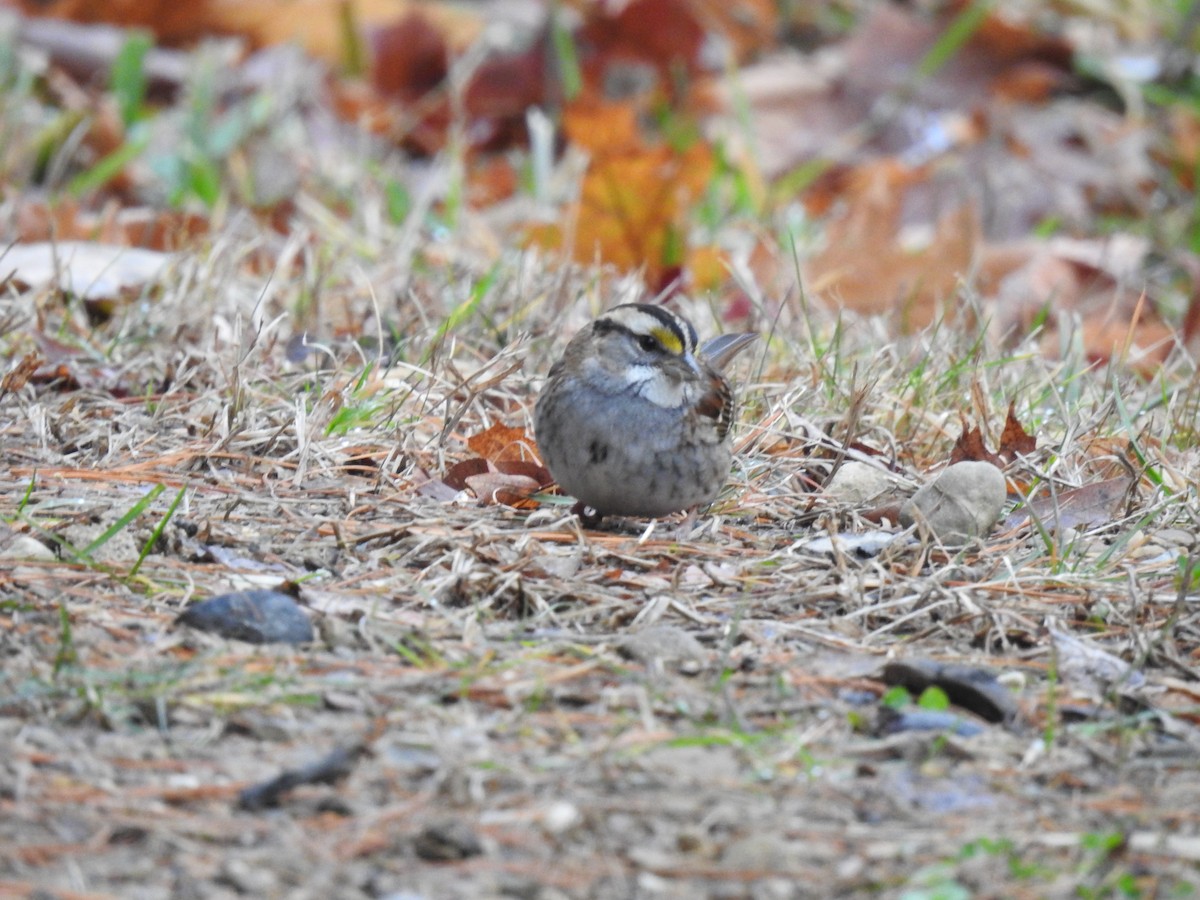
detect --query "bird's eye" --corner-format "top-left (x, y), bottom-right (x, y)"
top-left (636, 334), bottom-right (658, 353)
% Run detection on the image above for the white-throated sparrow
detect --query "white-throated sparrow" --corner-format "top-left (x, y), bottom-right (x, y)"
top-left (534, 303), bottom-right (756, 520)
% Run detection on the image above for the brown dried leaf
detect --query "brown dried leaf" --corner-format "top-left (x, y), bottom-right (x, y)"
top-left (949, 416), bottom-right (1003, 468)
top-left (1006, 476), bottom-right (1134, 532)
top-left (370, 12), bottom-right (448, 101)
top-left (735, 3), bottom-right (1071, 180)
top-left (464, 471), bottom-right (541, 508)
top-left (0, 352), bottom-right (43, 396)
top-left (803, 161), bottom-right (980, 329)
top-left (997, 404), bottom-right (1036, 462)
top-left (579, 0), bottom-right (706, 86)
top-left (495, 458), bottom-right (553, 487)
top-left (13, 0), bottom-right (216, 44)
top-left (441, 457), bottom-right (490, 492)
top-left (414, 479), bottom-right (460, 502)
top-left (466, 423), bottom-right (541, 465)
top-left (211, 0), bottom-right (479, 60)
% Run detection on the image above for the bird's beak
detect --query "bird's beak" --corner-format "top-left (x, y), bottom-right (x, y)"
top-left (699, 333), bottom-right (758, 371)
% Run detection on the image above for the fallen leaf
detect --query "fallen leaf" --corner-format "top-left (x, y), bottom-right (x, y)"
top-left (466, 422), bottom-right (540, 465)
top-left (1048, 625), bottom-right (1145, 697)
top-left (997, 404), bottom-right (1037, 462)
top-left (441, 457), bottom-right (490, 492)
top-left (12, 0), bottom-right (216, 44)
top-left (729, 3), bottom-right (1071, 180)
top-left (530, 112), bottom-right (716, 286)
top-left (949, 415), bottom-right (1003, 468)
top-left (370, 12), bottom-right (448, 101)
top-left (94, 207), bottom-right (210, 250)
top-left (978, 234), bottom-right (1173, 368)
top-left (1005, 476), bottom-right (1134, 532)
top-left (495, 459), bottom-right (552, 483)
top-left (464, 471), bottom-right (541, 508)
top-left (579, 0), bottom-right (706, 93)
top-left (214, 0), bottom-right (480, 61)
top-left (434, 440), bottom-right (551, 509)
top-left (0, 352), bottom-right (43, 396)
top-left (803, 160), bottom-right (980, 329)
top-left (2, 241), bottom-right (173, 300)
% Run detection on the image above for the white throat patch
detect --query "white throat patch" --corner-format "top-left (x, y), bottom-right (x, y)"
top-left (627, 363), bottom-right (686, 408)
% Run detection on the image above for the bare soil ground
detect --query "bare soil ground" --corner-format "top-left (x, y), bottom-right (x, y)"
top-left (1, 243), bottom-right (1199, 900)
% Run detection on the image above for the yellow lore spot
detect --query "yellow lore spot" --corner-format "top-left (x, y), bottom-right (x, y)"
top-left (652, 327), bottom-right (683, 355)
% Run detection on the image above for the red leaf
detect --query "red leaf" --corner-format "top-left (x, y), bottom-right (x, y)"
top-left (997, 404), bottom-right (1037, 462)
top-left (949, 416), bottom-right (1003, 468)
top-left (370, 13), bottom-right (448, 100)
top-left (441, 458), bottom-right (490, 492)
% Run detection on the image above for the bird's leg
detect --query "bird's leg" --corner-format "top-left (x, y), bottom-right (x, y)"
top-left (671, 506), bottom-right (702, 540)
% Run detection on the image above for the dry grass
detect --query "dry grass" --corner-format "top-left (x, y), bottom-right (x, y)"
top-left (1, 201), bottom-right (1199, 899)
top-left (1, 22), bottom-right (1199, 893)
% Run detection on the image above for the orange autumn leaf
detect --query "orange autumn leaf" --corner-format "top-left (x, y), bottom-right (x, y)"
top-left (532, 107), bottom-right (715, 286)
top-left (12, 0), bottom-right (214, 43)
top-left (562, 99), bottom-right (642, 154)
top-left (687, 245), bottom-right (729, 293)
top-left (804, 159), bottom-right (980, 330)
top-left (691, 0), bottom-right (778, 63)
top-left (215, 0), bottom-right (480, 61)
top-left (579, 145), bottom-right (713, 274)
top-left (16, 0), bottom-right (481, 56)
top-left (466, 423), bottom-right (541, 465)
top-left (467, 156), bottom-right (519, 207)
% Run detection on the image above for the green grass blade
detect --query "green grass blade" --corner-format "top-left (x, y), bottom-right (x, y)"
top-left (110, 30), bottom-right (153, 127)
top-left (68, 127), bottom-right (151, 197)
top-left (16, 471), bottom-right (36, 516)
top-left (80, 483), bottom-right (166, 559)
top-left (551, 7), bottom-right (583, 102)
top-left (917, 0), bottom-right (992, 78)
top-left (130, 485), bottom-right (185, 577)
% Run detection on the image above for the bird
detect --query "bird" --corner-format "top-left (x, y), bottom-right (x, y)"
top-left (534, 303), bottom-right (757, 522)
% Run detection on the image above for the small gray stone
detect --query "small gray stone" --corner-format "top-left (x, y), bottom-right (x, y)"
top-left (720, 834), bottom-right (796, 872)
top-left (218, 857), bottom-right (280, 895)
top-left (881, 659), bottom-right (1017, 723)
top-left (177, 589), bottom-right (313, 645)
top-left (618, 625), bottom-right (708, 669)
top-left (876, 708), bottom-right (986, 738)
top-left (900, 461), bottom-right (1007, 544)
top-left (1155, 528), bottom-right (1196, 548)
top-left (825, 461), bottom-right (902, 505)
top-left (0, 533), bottom-right (55, 561)
top-left (412, 820), bottom-right (483, 861)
